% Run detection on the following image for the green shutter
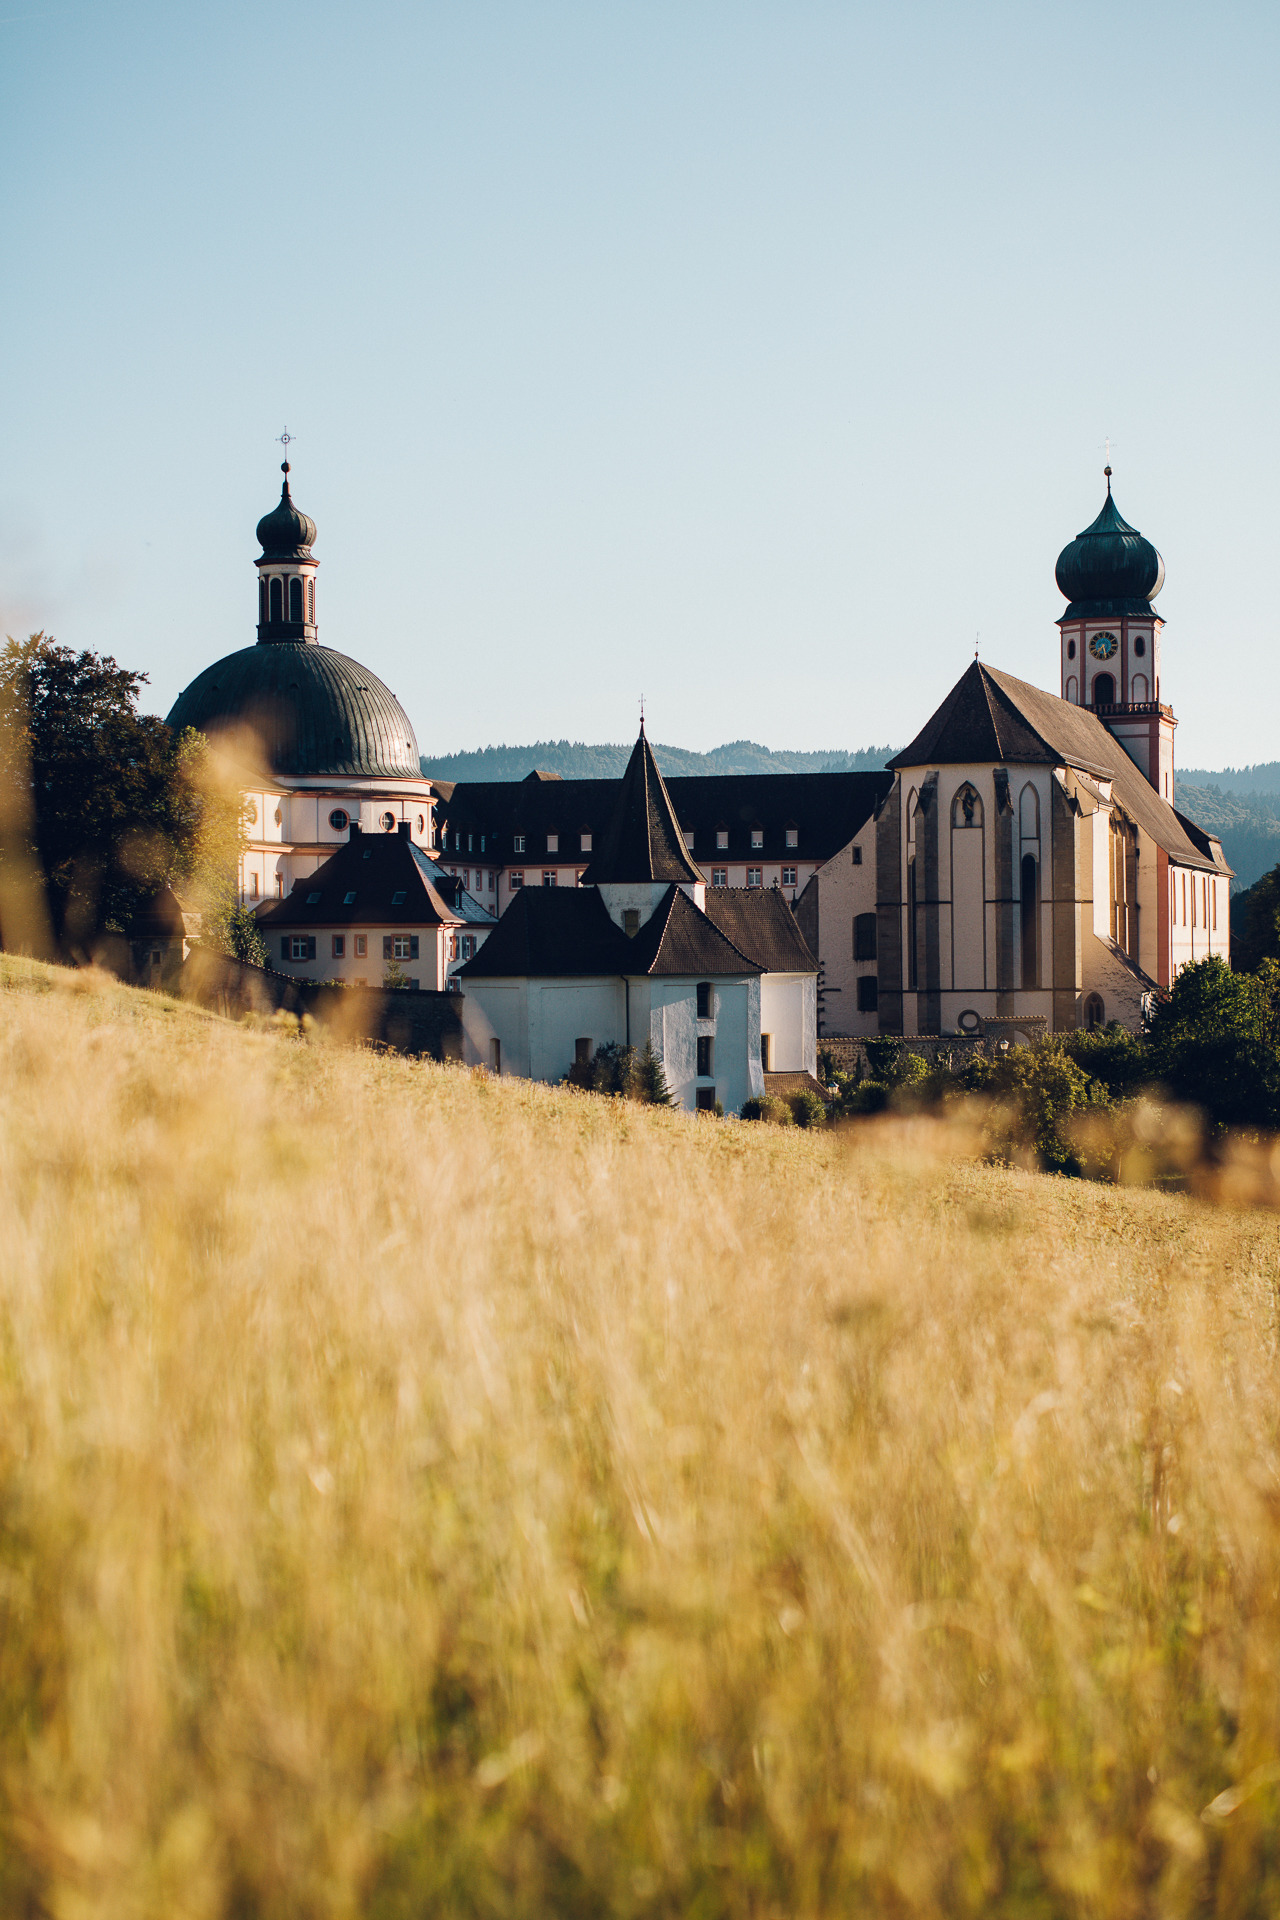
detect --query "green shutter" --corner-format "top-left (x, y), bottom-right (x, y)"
top-left (409, 935), bottom-right (419, 959)
top-left (307, 937), bottom-right (316, 961)
top-left (281, 937), bottom-right (289, 960)
top-left (383, 936), bottom-right (392, 959)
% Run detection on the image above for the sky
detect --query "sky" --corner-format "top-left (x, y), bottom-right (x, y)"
top-left (1, 1), bottom-right (1277, 766)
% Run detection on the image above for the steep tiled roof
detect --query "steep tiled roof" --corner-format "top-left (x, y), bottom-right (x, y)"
top-left (459, 885), bottom-right (759, 980)
top-left (702, 889), bottom-right (818, 972)
top-left (893, 662), bottom-right (1221, 873)
top-left (257, 828), bottom-right (487, 929)
top-left (582, 728), bottom-right (703, 885)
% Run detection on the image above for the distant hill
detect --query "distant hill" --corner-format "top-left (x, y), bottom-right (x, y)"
top-left (1176, 783), bottom-right (1280, 892)
top-left (421, 739), bottom-right (900, 783)
top-left (1181, 764), bottom-right (1280, 798)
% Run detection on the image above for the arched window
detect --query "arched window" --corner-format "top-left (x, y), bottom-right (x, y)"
top-left (259, 579), bottom-right (268, 623)
top-left (1019, 783), bottom-right (1039, 840)
top-left (289, 577), bottom-right (303, 621)
top-left (906, 788), bottom-right (918, 846)
top-left (307, 579), bottom-right (315, 623)
top-left (1093, 672), bottom-right (1115, 707)
top-left (1020, 853), bottom-right (1039, 988)
top-left (1132, 674), bottom-right (1149, 703)
top-left (951, 783), bottom-right (982, 828)
top-left (1083, 992), bottom-right (1105, 1031)
top-left (1065, 675), bottom-right (1078, 704)
top-left (269, 576), bottom-right (283, 622)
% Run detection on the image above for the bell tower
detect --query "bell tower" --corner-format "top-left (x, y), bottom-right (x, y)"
top-left (1055, 469), bottom-right (1175, 802)
top-left (255, 462), bottom-right (319, 644)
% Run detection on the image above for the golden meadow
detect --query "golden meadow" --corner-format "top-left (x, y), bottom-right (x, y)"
top-left (1, 960), bottom-right (1279, 1919)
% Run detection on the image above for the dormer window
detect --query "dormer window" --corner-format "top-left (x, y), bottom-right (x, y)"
top-left (750, 828), bottom-right (764, 849)
top-left (514, 835), bottom-right (526, 854)
top-left (623, 909), bottom-right (640, 937)
top-left (306, 891), bottom-right (322, 904)
top-left (547, 833), bottom-right (559, 854)
top-left (684, 829), bottom-right (694, 850)
top-left (391, 891), bottom-right (407, 905)
top-left (716, 828), bottom-right (728, 850)
top-left (344, 891), bottom-right (357, 904)
top-left (785, 827), bottom-right (798, 849)
top-left (580, 831), bottom-right (592, 852)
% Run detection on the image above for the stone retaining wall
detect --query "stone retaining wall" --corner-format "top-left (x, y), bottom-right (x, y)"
top-left (179, 948), bottom-right (465, 1060)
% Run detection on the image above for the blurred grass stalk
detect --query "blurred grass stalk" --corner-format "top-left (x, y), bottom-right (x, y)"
top-left (0, 670), bottom-right (55, 961)
top-left (0, 968), bottom-right (1278, 1916)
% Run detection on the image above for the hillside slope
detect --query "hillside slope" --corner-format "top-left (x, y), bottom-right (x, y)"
top-left (0, 975), bottom-right (1276, 1912)
top-left (1175, 782), bottom-right (1280, 889)
top-left (421, 738), bottom-right (898, 781)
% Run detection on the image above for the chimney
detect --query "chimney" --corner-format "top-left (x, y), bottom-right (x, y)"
top-left (349, 820), bottom-right (362, 839)
top-left (398, 820), bottom-right (411, 837)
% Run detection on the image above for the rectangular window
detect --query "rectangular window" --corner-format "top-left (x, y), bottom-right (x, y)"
top-left (287, 935), bottom-right (315, 962)
top-left (467, 834), bottom-right (473, 853)
top-left (391, 890), bottom-right (407, 905)
top-left (695, 1086), bottom-right (718, 1112)
top-left (510, 871), bottom-right (524, 888)
top-left (760, 1032), bottom-right (772, 1071)
top-left (716, 830), bottom-right (729, 851)
top-left (854, 912), bottom-right (878, 961)
top-left (580, 831), bottom-right (592, 852)
top-left (747, 867), bottom-right (763, 889)
top-left (750, 829), bottom-right (764, 849)
top-left (332, 934), bottom-right (345, 958)
top-left (386, 935), bottom-right (420, 961)
top-left (250, 873), bottom-right (259, 899)
top-left (490, 1038), bottom-right (501, 1074)
top-left (343, 890), bottom-right (357, 905)
top-left (1182, 872), bottom-right (1187, 923)
top-left (547, 833), bottom-right (559, 854)
top-left (542, 871), bottom-right (556, 887)
top-left (696, 1035), bottom-right (714, 1079)
top-left (696, 981), bottom-right (712, 1019)
top-left (852, 845), bottom-right (863, 866)
top-left (480, 835), bottom-right (486, 853)
top-left (785, 828), bottom-right (798, 849)
top-left (276, 875), bottom-right (284, 897)
top-left (712, 867), bottom-right (727, 887)
top-left (354, 934), bottom-right (367, 957)
top-left (623, 909), bottom-right (640, 937)
top-left (513, 835), bottom-right (526, 854)
top-left (782, 866), bottom-right (797, 887)
top-left (857, 975), bottom-right (879, 1013)
top-left (684, 829), bottom-right (694, 850)
top-left (460, 934), bottom-right (474, 959)
top-left (575, 1037), bottom-right (592, 1065)
top-left (1212, 879), bottom-right (1217, 930)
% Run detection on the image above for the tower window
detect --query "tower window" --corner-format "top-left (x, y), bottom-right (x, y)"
top-left (1134, 635), bottom-right (1146, 657)
top-left (289, 577), bottom-right (303, 621)
top-left (269, 576), bottom-right (283, 621)
top-left (1093, 672), bottom-right (1115, 707)
top-left (307, 579), bottom-right (315, 623)
top-left (1067, 637), bottom-right (1076, 660)
top-left (259, 580), bottom-right (267, 622)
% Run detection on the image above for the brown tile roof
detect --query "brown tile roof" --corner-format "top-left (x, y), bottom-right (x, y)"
top-left (702, 888), bottom-right (817, 972)
top-left (893, 662), bottom-right (1221, 872)
top-left (459, 884), bottom-right (759, 981)
top-left (764, 1071), bottom-right (831, 1102)
top-left (257, 828), bottom-right (484, 929)
top-left (579, 728), bottom-right (703, 886)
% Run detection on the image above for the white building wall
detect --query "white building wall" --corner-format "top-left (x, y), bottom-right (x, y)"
top-left (760, 973), bottom-right (816, 1073)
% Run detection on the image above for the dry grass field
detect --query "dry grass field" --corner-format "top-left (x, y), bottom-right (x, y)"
top-left (0, 960), bottom-right (1278, 1918)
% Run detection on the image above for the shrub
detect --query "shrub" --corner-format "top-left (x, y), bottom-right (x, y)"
top-left (1144, 954), bottom-right (1280, 1131)
top-left (566, 1038), bottom-right (674, 1106)
top-left (740, 1094), bottom-right (793, 1124)
top-left (787, 1088), bottom-right (828, 1129)
top-left (958, 1038), bottom-right (1108, 1171)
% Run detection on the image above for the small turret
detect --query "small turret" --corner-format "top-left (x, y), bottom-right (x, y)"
top-left (256, 463), bottom-right (319, 643)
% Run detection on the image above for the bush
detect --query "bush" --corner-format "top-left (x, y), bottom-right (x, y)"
top-left (740, 1094), bottom-right (793, 1125)
top-left (1144, 955), bottom-right (1280, 1132)
top-left (787, 1089), bottom-right (828, 1129)
top-left (1058, 1020), bottom-right (1148, 1099)
top-left (958, 1038), bottom-right (1108, 1172)
top-left (565, 1038), bottom-right (675, 1106)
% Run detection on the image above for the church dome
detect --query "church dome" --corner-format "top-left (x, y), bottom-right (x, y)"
top-left (1055, 473), bottom-right (1165, 619)
top-left (256, 466), bottom-right (317, 560)
top-left (165, 643), bottom-right (421, 780)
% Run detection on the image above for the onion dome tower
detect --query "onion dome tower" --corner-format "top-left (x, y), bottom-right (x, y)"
top-left (1055, 469), bottom-right (1174, 800)
top-left (165, 465), bottom-right (436, 906)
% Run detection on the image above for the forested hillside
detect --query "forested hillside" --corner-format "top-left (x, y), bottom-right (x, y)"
top-left (1176, 781), bottom-right (1280, 890)
top-left (422, 738), bottom-right (898, 782)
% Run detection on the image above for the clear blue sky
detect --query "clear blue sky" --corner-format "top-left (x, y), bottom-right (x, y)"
top-left (2, 1), bottom-right (1277, 766)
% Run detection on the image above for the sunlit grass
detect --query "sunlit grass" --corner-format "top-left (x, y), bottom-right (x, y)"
top-left (0, 960), bottom-right (1277, 1916)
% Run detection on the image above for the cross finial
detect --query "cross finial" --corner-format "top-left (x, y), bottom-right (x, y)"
top-left (639, 693), bottom-right (645, 735)
top-left (277, 427), bottom-right (294, 476)
top-left (1101, 435), bottom-right (1114, 493)
top-left (974, 631), bottom-right (980, 661)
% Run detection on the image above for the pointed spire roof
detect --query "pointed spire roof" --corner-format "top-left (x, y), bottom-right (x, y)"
top-left (581, 722), bottom-right (702, 885)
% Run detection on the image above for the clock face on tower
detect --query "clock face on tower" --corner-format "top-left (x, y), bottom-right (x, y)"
top-left (1089, 632), bottom-right (1118, 660)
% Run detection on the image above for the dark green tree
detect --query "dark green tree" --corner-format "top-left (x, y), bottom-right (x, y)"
top-left (1143, 954), bottom-right (1280, 1131)
top-left (0, 634), bottom-right (242, 957)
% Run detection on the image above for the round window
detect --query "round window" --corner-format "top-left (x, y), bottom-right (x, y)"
top-left (417, 814), bottom-right (425, 833)
top-left (381, 812), bottom-right (396, 832)
top-left (328, 808), bottom-right (349, 832)
top-left (1134, 635), bottom-right (1146, 657)
top-left (273, 806), bottom-right (282, 826)
top-left (245, 800), bottom-right (258, 825)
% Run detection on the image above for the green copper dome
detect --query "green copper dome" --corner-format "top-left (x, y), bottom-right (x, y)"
top-left (165, 643), bottom-right (421, 780)
top-left (1055, 475), bottom-right (1165, 620)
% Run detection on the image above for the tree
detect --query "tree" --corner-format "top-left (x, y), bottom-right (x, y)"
top-left (566, 1038), bottom-right (674, 1105)
top-left (1231, 865), bottom-right (1280, 974)
top-left (1143, 955), bottom-right (1280, 1131)
top-left (0, 634), bottom-right (244, 958)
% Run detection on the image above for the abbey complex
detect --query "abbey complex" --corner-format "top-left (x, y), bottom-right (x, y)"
top-left (159, 462), bottom-right (1230, 1110)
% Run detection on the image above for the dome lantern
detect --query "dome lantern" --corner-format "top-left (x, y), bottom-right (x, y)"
top-left (256, 463), bottom-right (320, 642)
